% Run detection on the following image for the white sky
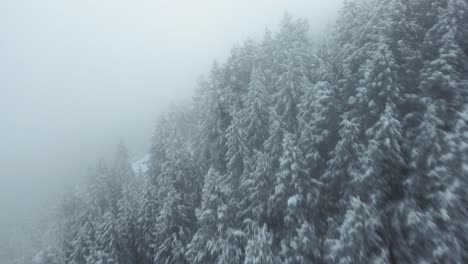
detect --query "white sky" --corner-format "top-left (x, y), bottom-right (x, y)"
top-left (0, 0), bottom-right (342, 250)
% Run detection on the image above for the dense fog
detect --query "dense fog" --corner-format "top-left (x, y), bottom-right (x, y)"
top-left (3, 0), bottom-right (468, 263)
top-left (0, 0), bottom-right (342, 262)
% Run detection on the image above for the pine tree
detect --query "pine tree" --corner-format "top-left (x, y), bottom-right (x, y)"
top-left (195, 62), bottom-right (231, 174)
top-left (263, 107), bottom-right (285, 175)
top-left (298, 80), bottom-right (339, 178)
top-left (96, 211), bottom-right (122, 264)
top-left (225, 111), bottom-right (249, 191)
top-left (419, 0), bottom-right (468, 129)
top-left (257, 29), bottom-right (276, 93)
top-left (321, 111), bottom-right (364, 224)
top-left (269, 132), bottom-right (320, 263)
top-left (460, 105), bottom-right (468, 180)
top-left (272, 14), bottom-right (312, 133)
top-left (238, 150), bottom-right (272, 226)
top-left (240, 68), bottom-right (271, 151)
top-left (116, 175), bottom-right (140, 264)
top-left (68, 215), bottom-right (95, 264)
top-left (154, 182), bottom-right (190, 264)
top-left (401, 1), bottom-right (468, 261)
top-left (244, 224), bottom-right (276, 264)
top-left (58, 186), bottom-right (94, 264)
top-left (107, 144), bottom-right (133, 215)
top-left (326, 197), bottom-right (388, 264)
top-left (186, 168), bottom-right (227, 264)
top-left (223, 39), bottom-right (258, 113)
top-left (235, 68), bottom-right (272, 224)
top-left (456, 105), bottom-right (468, 262)
top-left (154, 139), bottom-right (199, 264)
top-left (214, 117), bottom-right (248, 262)
top-left (32, 246), bottom-right (64, 264)
top-left (282, 221), bottom-right (319, 264)
top-left (136, 175), bottom-right (159, 264)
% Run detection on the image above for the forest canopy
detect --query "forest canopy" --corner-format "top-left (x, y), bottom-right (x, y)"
top-left (33, 0), bottom-right (468, 263)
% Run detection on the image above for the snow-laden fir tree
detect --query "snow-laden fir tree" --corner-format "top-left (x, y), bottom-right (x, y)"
top-left (186, 168), bottom-right (228, 264)
top-left (154, 138), bottom-right (199, 264)
top-left (229, 68), bottom-right (273, 231)
top-left (326, 197), bottom-right (388, 264)
top-left (244, 224), bottom-right (276, 264)
top-left (272, 14), bottom-right (312, 133)
top-left (298, 81), bottom-right (339, 182)
top-left (269, 132), bottom-right (320, 263)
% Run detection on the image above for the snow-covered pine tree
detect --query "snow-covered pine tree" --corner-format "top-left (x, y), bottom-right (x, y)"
top-left (418, 0), bottom-right (468, 129)
top-left (298, 80), bottom-right (339, 182)
top-left (269, 132), bottom-right (320, 263)
top-left (235, 68), bottom-right (272, 225)
top-left (298, 80), bottom-right (340, 257)
top-left (402, 1), bottom-right (468, 262)
top-left (116, 174), bottom-right (140, 264)
top-left (257, 29), bottom-right (276, 94)
top-left (186, 168), bottom-right (228, 264)
top-left (263, 107), bottom-right (286, 180)
top-left (238, 150), bottom-right (272, 229)
top-left (354, 42), bottom-right (405, 202)
top-left (225, 110), bottom-right (249, 193)
top-left (272, 14), bottom-right (312, 133)
top-left (154, 182), bottom-right (190, 264)
top-left (59, 185), bottom-right (96, 264)
top-left (326, 197), bottom-right (388, 264)
top-left (456, 105), bottom-right (468, 262)
top-left (32, 246), bottom-right (64, 264)
top-left (240, 68), bottom-right (270, 152)
top-left (195, 62), bottom-right (231, 174)
top-left (222, 39), bottom-right (258, 113)
top-left (317, 0), bottom-right (376, 239)
top-left (320, 111), bottom-right (364, 230)
top-left (154, 137), bottom-right (199, 264)
top-left (106, 144), bottom-right (133, 215)
top-left (95, 211), bottom-right (122, 264)
top-left (68, 215), bottom-right (96, 264)
top-left (226, 66), bottom-right (269, 227)
top-left (244, 224), bottom-right (276, 264)
top-left (135, 175), bottom-right (159, 264)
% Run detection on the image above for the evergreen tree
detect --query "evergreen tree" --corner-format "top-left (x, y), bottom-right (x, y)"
top-left (321, 111), bottom-right (363, 225)
top-left (272, 14), bottom-right (312, 133)
top-left (32, 246), bottom-right (64, 264)
top-left (154, 138), bottom-right (199, 264)
top-left (195, 62), bottom-right (231, 174)
top-left (116, 175), bottom-right (140, 264)
top-left (263, 107), bottom-right (285, 176)
top-left (244, 224), bottom-right (276, 264)
top-left (298, 80), bottom-right (339, 179)
top-left (269, 132), bottom-right (320, 262)
top-left (235, 68), bottom-right (272, 224)
top-left (222, 39), bottom-right (258, 113)
top-left (154, 182), bottom-right (191, 264)
top-left (136, 175), bottom-right (159, 264)
top-left (186, 168), bottom-right (228, 264)
top-left (326, 197), bottom-right (388, 264)
top-left (401, 1), bottom-right (468, 261)
top-left (96, 211), bottom-right (122, 264)
top-left (238, 150), bottom-right (272, 226)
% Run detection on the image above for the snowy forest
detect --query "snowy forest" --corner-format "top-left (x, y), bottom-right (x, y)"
top-left (32, 0), bottom-right (468, 263)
